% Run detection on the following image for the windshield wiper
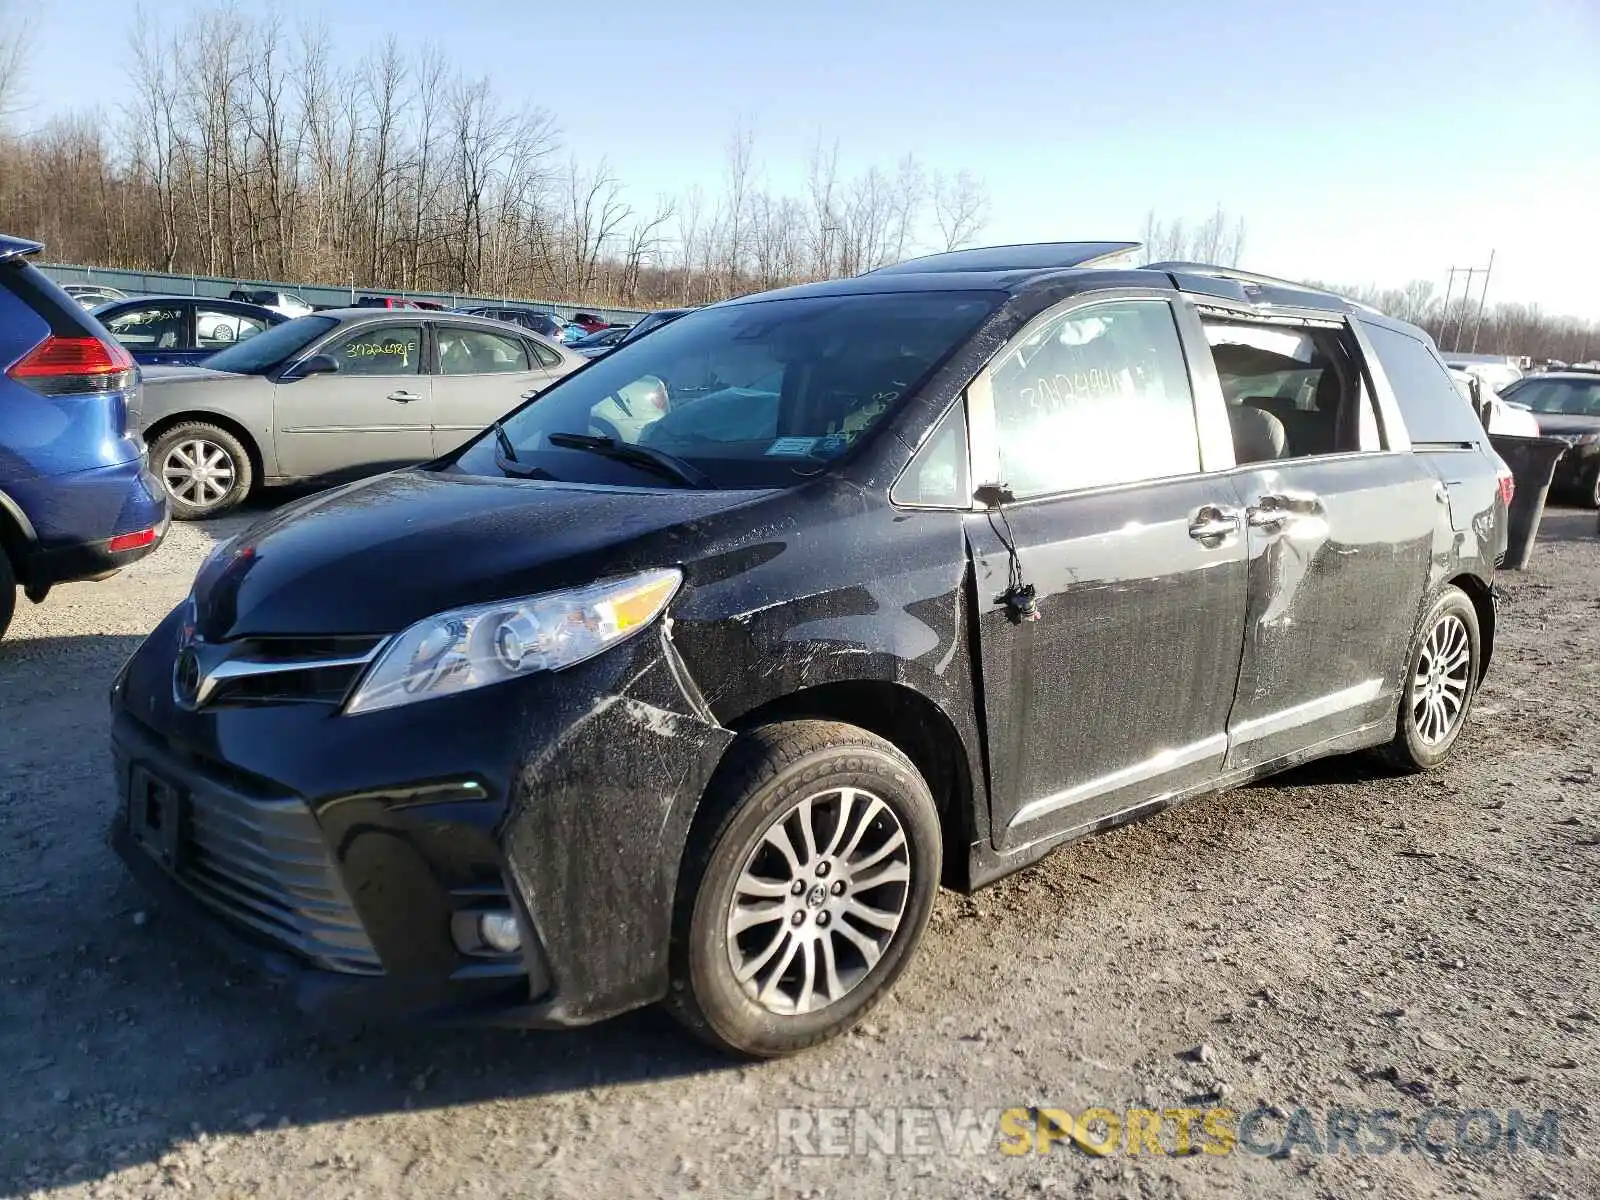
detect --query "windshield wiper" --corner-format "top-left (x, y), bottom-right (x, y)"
top-left (546, 432), bottom-right (711, 489)
top-left (491, 419), bottom-right (518, 462)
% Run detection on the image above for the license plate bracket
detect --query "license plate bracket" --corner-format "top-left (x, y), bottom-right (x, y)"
top-left (127, 765), bottom-right (188, 873)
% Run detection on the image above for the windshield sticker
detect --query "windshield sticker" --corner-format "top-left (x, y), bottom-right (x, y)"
top-left (814, 433), bottom-right (851, 457)
top-left (766, 437), bottom-right (820, 457)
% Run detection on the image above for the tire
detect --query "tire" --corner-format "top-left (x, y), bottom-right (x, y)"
top-left (0, 548), bottom-right (15, 642)
top-left (1378, 586), bottom-right (1481, 772)
top-left (1585, 466), bottom-right (1600, 510)
top-left (150, 422), bottom-right (254, 520)
top-left (666, 719), bottom-right (942, 1058)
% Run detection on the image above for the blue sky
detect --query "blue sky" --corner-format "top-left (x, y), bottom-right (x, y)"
top-left (16, 0), bottom-right (1600, 318)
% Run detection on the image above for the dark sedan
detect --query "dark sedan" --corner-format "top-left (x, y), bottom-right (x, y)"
top-left (92, 296), bottom-right (286, 367)
top-left (1499, 372), bottom-right (1600, 505)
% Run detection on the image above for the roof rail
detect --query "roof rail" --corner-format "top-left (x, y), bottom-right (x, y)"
top-left (866, 241), bottom-right (1142, 276)
top-left (1145, 261), bottom-right (1381, 314)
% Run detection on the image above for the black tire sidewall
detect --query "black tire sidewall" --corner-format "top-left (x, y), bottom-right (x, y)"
top-left (0, 549), bottom-right (15, 640)
top-left (152, 423), bottom-right (253, 520)
top-left (1395, 587), bottom-right (1481, 770)
top-left (677, 730), bottom-right (941, 1057)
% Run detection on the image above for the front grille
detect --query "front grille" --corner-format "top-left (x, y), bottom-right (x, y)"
top-left (175, 784), bottom-right (383, 975)
top-left (180, 634), bottom-right (387, 709)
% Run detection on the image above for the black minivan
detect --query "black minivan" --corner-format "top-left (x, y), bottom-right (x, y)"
top-left (111, 243), bottom-right (1511, 1057)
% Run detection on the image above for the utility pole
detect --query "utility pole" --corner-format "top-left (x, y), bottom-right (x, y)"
top-left (1440, 255), bottom-right (1496, 353)
top-left (1469, 249), bottom-right (1495, 353)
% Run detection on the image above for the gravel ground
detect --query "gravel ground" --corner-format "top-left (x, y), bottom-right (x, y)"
top-left (1, 499), bottom-right (1596, 1200)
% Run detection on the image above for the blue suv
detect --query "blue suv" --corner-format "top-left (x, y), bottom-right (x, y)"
top-left (0, 236), bottom-right (167, 641)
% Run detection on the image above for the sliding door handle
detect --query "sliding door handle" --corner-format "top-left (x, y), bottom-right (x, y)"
top-left (387, 390), bottom-right (422, 403)
top-left (1188, 506), bottom-right (1241, 540)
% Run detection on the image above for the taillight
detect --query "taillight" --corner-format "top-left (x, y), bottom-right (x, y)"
top-left (1497, 468), bottom-right (1515, 508)
top-left (7, 335), bottom-right (135, 396)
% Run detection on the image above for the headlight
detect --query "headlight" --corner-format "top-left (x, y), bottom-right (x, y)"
top-left (343, 568), bottom-right (682, 715)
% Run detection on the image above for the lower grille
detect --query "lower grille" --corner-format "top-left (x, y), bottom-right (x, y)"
top-left (176, 785), bottom-right (382, 975)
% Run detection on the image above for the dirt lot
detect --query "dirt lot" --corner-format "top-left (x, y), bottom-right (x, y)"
top-left (1, 500), bottom-right (1596, 1200)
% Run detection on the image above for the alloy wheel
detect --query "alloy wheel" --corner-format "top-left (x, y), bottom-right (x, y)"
top-left (726, 787), bottom-right (910, 1016)
top-left (1410, 613), bottom-right (1472, 746)
top-left (163, 439), bottom-right (237, 509)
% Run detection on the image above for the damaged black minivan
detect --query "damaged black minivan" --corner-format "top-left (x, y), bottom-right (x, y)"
top-left (112, 243), bottom-right (1510, 1056)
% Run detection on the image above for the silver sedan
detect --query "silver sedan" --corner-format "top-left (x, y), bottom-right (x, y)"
top-left (135, 309), bottom-right (584, 518)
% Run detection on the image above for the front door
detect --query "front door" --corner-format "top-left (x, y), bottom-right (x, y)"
top-left (1191, 314), bottom-right (1436, 769)
top-left (429, 324), bottom-right (552, 455)
top-left (965, 296), bottom-right (1249, 852)
top-left (272, 321), bottom-right (434, 481)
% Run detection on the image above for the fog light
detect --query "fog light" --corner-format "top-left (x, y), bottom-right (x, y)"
top-left (478, 910), bottom-right (522, 954)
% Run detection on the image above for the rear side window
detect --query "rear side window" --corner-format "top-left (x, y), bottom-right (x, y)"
top-left (988, 300), bottom-right (1200, 498)
top-left (1361, 321), bottom-right (1485, 446)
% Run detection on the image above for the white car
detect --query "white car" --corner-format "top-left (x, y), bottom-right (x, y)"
top-left (1448, 368), bottom-right (1540, 436)
top-left (227, 288), bottom-right (314, 319)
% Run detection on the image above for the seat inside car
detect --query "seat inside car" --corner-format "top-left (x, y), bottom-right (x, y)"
top-left (1228, 403), bottom-right (1289, 463)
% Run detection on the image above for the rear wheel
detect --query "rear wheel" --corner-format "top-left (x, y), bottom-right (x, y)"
top-left (151, 422), bottom-right (254, 520)
top-left (0, 549), bottom-right (15, 641)
top-left (1379, 586), bottom-right (1481, 772)
top-left (667, 720), bottom-right (941, 1057)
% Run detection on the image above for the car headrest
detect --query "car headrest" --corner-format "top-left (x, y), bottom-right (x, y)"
top-left (1228, 404), bottom-right (1289, 463)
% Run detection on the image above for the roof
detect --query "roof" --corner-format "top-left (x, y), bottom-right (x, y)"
top-left (724, 242), bottom-right (1383, 324)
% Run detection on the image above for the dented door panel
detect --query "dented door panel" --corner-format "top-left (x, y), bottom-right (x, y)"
top-left (1222, 452), bottom-right (1436, 770)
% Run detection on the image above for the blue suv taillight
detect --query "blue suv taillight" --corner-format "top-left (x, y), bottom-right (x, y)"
top-left (7, 334), bottom-right (136, 396)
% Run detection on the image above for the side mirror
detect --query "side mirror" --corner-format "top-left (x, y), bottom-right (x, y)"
top-left (290, 354), bottom-right (339, 379)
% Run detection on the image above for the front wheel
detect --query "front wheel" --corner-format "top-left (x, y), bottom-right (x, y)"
top-left (1379, 586), bottom-right (1481, 772)
top-left (151, 422), bottom-right (255, 520)
top-left (667, 720), bottom-right (941, 1057)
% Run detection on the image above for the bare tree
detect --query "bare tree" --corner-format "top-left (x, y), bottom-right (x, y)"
top-left (932, 169), bottom-right (988, 252)
top-left (1142, 206), bottom-right (1246, 266)
top-left (0, 0), bottom-right (34, 124)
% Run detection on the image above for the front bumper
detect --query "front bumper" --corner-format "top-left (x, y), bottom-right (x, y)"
top-left (110, 604), bottom-right (733, 1027)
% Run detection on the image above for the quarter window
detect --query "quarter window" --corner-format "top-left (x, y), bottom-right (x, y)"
top-left (332, 324), bottom-right (421, 375)
top-left (438, 327), bottom-right (531, 375)
top-left (1360, 321), bottom-right (1486, 446)
top-left (892, 400), bottom-right (970, 508)
top-left (989, 300), bottom-right (1200, 498)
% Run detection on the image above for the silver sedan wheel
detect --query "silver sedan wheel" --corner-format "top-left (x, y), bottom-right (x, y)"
top-left (1411, 613), bottom-right (1471, 746)
top-left (163, 439), bottom-right (237, 509)
top-left (726, 787), bottom-right (911, 1016)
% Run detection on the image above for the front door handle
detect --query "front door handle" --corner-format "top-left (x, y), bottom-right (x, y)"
top-left (1188, 505), bottom-right (1241, 541)
top-left (387, 390), bottom-right (422, 403)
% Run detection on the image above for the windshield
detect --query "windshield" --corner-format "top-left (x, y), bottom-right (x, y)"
top-left (451, 290), bottom-right (1000, 488)
top-left (201, 314), bottom-right (338, 374)
top-left (1502, 378), bottom-right (1600, 416)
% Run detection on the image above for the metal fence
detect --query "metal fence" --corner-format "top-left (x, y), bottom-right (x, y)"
top-left (36, 262), bottom-right (649, 325)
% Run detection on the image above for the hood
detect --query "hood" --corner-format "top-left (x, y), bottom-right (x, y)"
top-left (140, 365), bottom-right (247, 385)
top-left (191, 469), bottom-right (779, 639)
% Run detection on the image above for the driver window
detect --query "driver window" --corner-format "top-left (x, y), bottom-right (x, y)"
top-left (988, 300), bottom-right (1200, 499)
top-left (333, 325), bottom-right (421, 375)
